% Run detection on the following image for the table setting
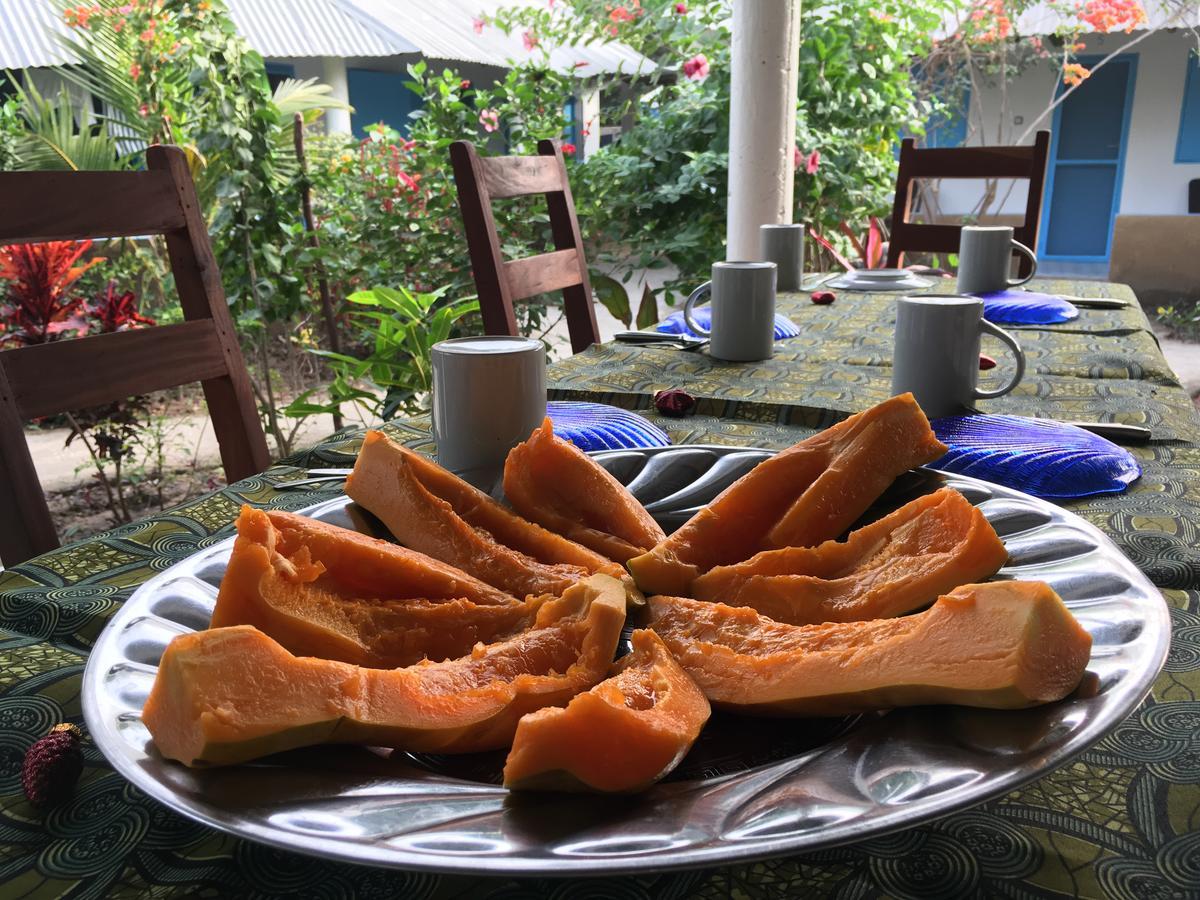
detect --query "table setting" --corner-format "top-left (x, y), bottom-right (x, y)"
top-left (3, 216), bottom-right (1199, 900)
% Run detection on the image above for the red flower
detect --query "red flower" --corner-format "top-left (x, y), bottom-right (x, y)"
top-left (459, 79), bottom-right (471, 90)
top-left (86, 281), bottom-right (155, 334)
top-left (805, 150), bottom-right (820, 174)
top-left (129, 62), bottom-right (141, 79)
top-left (562, 142), bottom-right (576, 156)
top-left (682, 53), bottom-right (709, 80)
top-left (675, 2), bottom-right (688, 12)
top-left (0, 240), bottom-right (101, 346)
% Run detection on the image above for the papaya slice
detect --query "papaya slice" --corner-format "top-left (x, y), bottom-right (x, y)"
top-left (211, 507), bottom-right (542, 668)
top-left (691, 488), bottom-right (1008, 624)
top-left (646, 581), bottom-right (1091, 716)
top-left (144, 573), bottom-right (628, 766)
top-left (503, 419), bottom-right (666, 564)
top-left (503, 629), bottom-right (710, 793)
top-left (346, 431), bottom-right (626, 598)
top-left (627, 394), bottom-right (948, 596)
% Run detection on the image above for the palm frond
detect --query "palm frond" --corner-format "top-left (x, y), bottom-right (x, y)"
top-left (272, 78), bottom-right (350, 118)
top-left (10, 78), bottom-right (125, 171)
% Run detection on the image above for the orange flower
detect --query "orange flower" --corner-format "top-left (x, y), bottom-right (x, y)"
top-left (1063, 62), bottom-right (1091, 86)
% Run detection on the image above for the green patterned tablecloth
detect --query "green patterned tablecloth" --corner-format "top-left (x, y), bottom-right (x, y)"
top-left (2, 280), bottom-right (1198, 899)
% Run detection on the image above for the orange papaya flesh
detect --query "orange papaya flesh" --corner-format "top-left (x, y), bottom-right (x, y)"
top-left (144, 573), bottom-right (628, 766)
top-left (210, 507), bottom-right (541, 667)
top-left (502, 628), bottom-right (710, 793)
top-left (627, 394), bottom-right (948, 597)
top-left (352, 431), bottom-right (624, 575)
top-left (645, 581), bottom-right (1091, 716)
top-left (503, 418), bottom-right (666, 564)
top-left (691, 488), bottom-right (1008, 624)
top-left (345, 435), bottom-right (597, 598)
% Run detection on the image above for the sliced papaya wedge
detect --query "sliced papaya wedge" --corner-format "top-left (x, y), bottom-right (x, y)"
top-left (627, 394), bottom-right (948, 597)
top-left (503, 628), bottom-right (710, 793)
top-left (210, 507), bottom-right (541, 667)
top-left (645, 581), bottom-right (1091, 716)
top-left (144, 573), bottom-right (628, 766)
top-left (691, 488), bottom-right (1008, 624)
top-left (346, 431), bottom-right (626, 598)
top-left (503, 418), bottom-right (666, 564)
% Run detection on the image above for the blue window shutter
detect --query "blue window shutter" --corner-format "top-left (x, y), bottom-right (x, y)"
top-left (1177, 53), bottom-right (1200, 163)
top-left (348, 69), bottom-right (422, 138)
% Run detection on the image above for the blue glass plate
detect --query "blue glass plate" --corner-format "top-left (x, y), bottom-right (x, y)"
top-left (970, 290), bottom-right (1080, 325)
top-left (930, 414), bottom-right (1141, 499)
top-left (657, 308), bottom-right (801, 340)
top-left (547, 401), bottom-right (671, 451)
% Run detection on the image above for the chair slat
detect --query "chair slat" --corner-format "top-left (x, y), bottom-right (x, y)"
top-left (899, 146), bottom-right (1043, 179)
top-left (0, 171), bottom-right (185, 244)
top-left (503, 248), bottom-right (583, 299)
top-left (4, 320), bottom-right (227, 420)
top-left (482, 155), bottom-right (563, 199)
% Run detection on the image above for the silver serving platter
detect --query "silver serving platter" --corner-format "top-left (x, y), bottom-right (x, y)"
top-left (82, 445), bottom-right (1171, 876)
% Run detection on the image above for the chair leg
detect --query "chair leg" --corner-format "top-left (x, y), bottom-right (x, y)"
top-left (0, 371), bottom-right (58, 565)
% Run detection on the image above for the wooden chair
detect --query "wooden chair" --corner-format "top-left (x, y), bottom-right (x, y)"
top-left (0, 145), bottom-right (270, 566)
top-left (450, 139), bottom-right (601, 354)
top-left (886, 130), bottom-right (1051, 277)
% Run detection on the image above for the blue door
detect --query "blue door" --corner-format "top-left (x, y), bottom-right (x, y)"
top-left (347, 69), bottom-right (420, 138)
top-left (1040, 55), bottom-right (1138, 262)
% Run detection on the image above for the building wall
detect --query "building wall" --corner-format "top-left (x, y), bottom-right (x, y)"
top-left (937, 30), bottom-right (1200, 219)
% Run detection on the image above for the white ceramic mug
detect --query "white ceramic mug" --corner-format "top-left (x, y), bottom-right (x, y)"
top-left (892, 295), bottom-right (1026, 418)
top-left (956, 225), bottom-right (1038, 293)
top-left (683, 261), bottom-right (777, 361)
top-left (431, 336), bottom-right (546, 489)
top-left (759, 224), bottom-right (805, 291)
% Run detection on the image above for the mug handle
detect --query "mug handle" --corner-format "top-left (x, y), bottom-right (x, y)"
top-left (1007, 241), bottom-right (1038, 288)
top-left (974, 318), bottom-right (1026, 400)
top-left (683, 281), bottom-right (713, 337)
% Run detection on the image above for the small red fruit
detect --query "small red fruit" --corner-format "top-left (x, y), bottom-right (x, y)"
top-left (22, 723), bottom-right (84, 808)
top-left (979, 354), bottom-right (997, 370)
top-left (811, 290), bottom-right (836, 305)
top-left (654, 388), bottom-right (696, 418)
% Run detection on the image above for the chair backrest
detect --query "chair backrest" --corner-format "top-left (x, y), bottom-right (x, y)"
top-left (449, 139), bottom-right (600, 354)
top-left (0, 144), bottom-right (270, 565)
top-left (886, 130), bottom-right (1051, 276)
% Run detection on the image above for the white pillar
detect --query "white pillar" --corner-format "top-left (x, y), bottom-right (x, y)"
top-left (321, 56), bottom-right (353, 135)
top-left (725, 1), bottom-right (802, 260)
top-left (579, 87), bottom-right (601, 159)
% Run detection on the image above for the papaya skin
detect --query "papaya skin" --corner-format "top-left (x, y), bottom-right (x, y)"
top-left (691, 488), bottom-right (1008, 625)
top-left (503, 629), bottom-right (710, 793)
top-left (503, 418), bottom-right (666, 564)
top-left (143, 574), bottom-right (628, 767)
top-left (645, 581), bottom-right (1092, 716)
top-left (345, 431), bottom-right (628, 598)
top-left (627, 394), bottom-right (948, 597)
top-left (210, 507), bottom-right (542, 668)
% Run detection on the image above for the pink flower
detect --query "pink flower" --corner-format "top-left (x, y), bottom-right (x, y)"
top-left (682, 53), bottom-right (709, 81)
top-left (522, 29), bottom-right (539, 51)
top-left (562, 142), bottom-right (576, 156)
top-left (138, 103), bottom-right (149, 117)
top-left (675, 2), bottom-right (687, 12)
top-left (805, 150), bottom-right (820, 174)
top-left (793, 146), bottom-right (802, 169)
top-left (129, 62), bottom-right (141, 79)
top-left (472, 16), bottom-right (486, 33)
top-left (479, 108), bottom-right (500, 132)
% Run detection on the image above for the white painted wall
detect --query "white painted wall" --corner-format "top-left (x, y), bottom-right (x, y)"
top-left (936, 30), bottom-right (1200, 220)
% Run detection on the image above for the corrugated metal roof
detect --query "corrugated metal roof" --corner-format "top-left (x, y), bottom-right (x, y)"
top-left (345, 0), bottom-right (655, 75)
top-left (0, 0), bottom-right (414, 68)
top-left (0, 0), bottom-right (652, 74)
top-left (0, 0), bottom-right (74, 69)
top-left (227, 0), bottom-right (416, 57)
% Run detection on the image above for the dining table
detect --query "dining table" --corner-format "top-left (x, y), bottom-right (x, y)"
top-left (1, 277), bottom-right (1197, 899)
